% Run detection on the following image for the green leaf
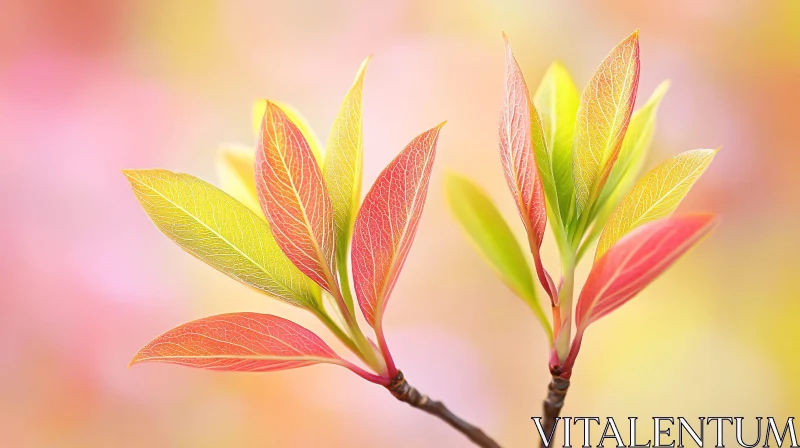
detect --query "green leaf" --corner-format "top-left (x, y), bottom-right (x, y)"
top-left (593, 81), bottom-right (670, 222)
top-left (534, 62), bottom-right (580, 225)
top-left (324, 57), bottom-right (369, 267)
top-left (124, 169), bottom-right (321, 308)
top-left (444, 172), bottom-right (552, 341)
top-left (530, 100), bottom-right (563, 231)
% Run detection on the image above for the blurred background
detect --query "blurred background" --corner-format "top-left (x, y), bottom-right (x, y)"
top-left (2, 0), bottom-right (799, 446)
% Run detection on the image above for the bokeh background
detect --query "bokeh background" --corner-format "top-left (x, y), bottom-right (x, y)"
top-left (2, 0), bottom-right (799, 446)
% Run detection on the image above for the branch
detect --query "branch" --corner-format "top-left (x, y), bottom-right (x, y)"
top-left (387, 371), bottom-right (502, 448)
top-left (539, 375), bottom-right (570, 448)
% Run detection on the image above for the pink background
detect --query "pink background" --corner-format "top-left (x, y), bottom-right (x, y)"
top-left (2, 0), bottom-right (798, 446)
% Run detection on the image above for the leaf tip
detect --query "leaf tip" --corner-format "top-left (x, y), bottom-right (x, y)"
top-left (550, 60), bottom-right (567, 71)
top-left (624, 29), bottom-right (641, 55)
top-left (122, 169), bottom-right (149, 184)
top-left (128, 351), bottom-right (145, 368)
top-left (443, 170), bottom-right (467, 195)
top-left (355, 55), bottom-right (372, 82)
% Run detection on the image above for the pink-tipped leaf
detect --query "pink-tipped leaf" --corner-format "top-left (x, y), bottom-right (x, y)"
top-left (561, 214), bottom-right (716, 373)
top-left (500, 35), bottom-right (557, 302)
top-left (351, 124), bottom-right (444, 327)
top-left (131, 313), bottom-right (344, 372)
top-left (576, 214), bottom-right (716, 330)
top-left (256, 101), bottom-right (338, 293)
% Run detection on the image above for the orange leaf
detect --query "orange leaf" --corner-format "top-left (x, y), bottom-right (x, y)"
top-left (500, 35), bottom-right (557, 302)
top-left (131, 313), bottom-right (344, 372)
top-left (351, 124), bottom-right (444, 328)
top-left (256, 101), bottom-right (338, 294)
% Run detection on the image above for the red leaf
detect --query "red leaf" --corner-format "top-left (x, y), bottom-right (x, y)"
top-left (559, 214), bottom-right (716, 373)
top-left (130, 313), bottom-right (344, 372)
top-left (351, 124), bottom-right (444, 328)
top-left (576, 214), bottom-right (716, 329)
top-left (500, 35), bottom-right (557, 302)
top-left (256, 101), bottom-right (338, 293)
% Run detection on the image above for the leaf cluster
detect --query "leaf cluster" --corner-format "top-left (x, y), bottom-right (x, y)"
top-left (446, 31), bottom-right (718, 375)
top-left (127, 59), bottom-right (444, 385)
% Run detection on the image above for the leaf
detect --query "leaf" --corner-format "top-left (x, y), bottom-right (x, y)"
top-left (534, 61), bottom-right (581, 224)
top-left (124, 169), bottom-right (320, 308)
top-left (351, 124), bottom-right (444, 327)
top-left (576, 214), bottom-right (716, 330)
top-left (324, 57), bottom-right (370, 265)
top-left (500, 35), bottom-right (558, 301)
top-left (597, 81), bottom-right (670, 209)
top-left (596, 148), bottom-right (717, 259)
top-left (130, 313), bottom-right (345, 372)
top-left (255, 101), bottom-right (338, 293)
top-left (216, 145), bottom-right (262, 216)
top-left (445, 172), bottom-right (552, 339)
top-left (572, 30), bottom-right (641, 216)
top-left (252, 100), bottom-right (325, 165)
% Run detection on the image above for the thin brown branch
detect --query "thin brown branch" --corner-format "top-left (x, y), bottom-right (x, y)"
top-left (387, 371), bottom-right (502, 448)
top-left (539, 375), bottom-right (570, 448)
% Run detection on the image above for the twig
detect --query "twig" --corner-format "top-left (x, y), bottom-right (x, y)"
top-left (539, 374), bottom-right (570, 448)
top-left (387, 371), bottom-right (502, 448)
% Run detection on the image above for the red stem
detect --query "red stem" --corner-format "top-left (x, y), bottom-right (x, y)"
top-left (342, 361), bottom-right (389, 385)
top-left (375, 321), bottom-right (398, 377)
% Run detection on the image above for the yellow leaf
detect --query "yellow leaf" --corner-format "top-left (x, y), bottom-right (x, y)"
top-left (595, 148), bottom-right (717, 259)
top-left (323, 56), bottom-right (370, 264)
top-left (124, 169), bottom-right (321, 308)
top-left (534, 61), bottom-right (580, 224)
top-left (252, 100), bottom-right (325, 165)
top-left (216, 145), bottom-right (262, 217)
top-left (572, 30), bottom-right (641, 216)
top-left (595, 80), bottom-right (670, 216)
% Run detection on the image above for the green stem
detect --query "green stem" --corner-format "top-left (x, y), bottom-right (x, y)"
top-left (316, 308), bottom-right (361, 356)
top-left (570, 206), bottom-right (591, 249)
top-left (351, 319), bottom-right (387, 375)
top-left (328, 290), bottom-right (386, 375)
top-left (337, 251), bottom-right (356, 317)
top-left (554, 250), bottom-right (575, 362)
top-left (575, 223), bottom-right (601, 262)
top-left (333, 262), bottom-right (387, 375)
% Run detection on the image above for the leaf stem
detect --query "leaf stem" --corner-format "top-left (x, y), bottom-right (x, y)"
top-left (388, 371), bottom-right (502, 448)
top-left (554, 250), bottom-right (575, 362)
top-left (374, 321), bottom-right (398, 377)
top-left (575, 194), bottom-right (616, 263)
top-left (341, 360), bottom-right (390, 385)
top-left (317, 306), bottom-right (387, 376)
top-left (324, 277), bottom-right (387, 375)
top-left (315, 308), bottom-right (361, 356)
top-left (337, 252), bottom-right (356, 317)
